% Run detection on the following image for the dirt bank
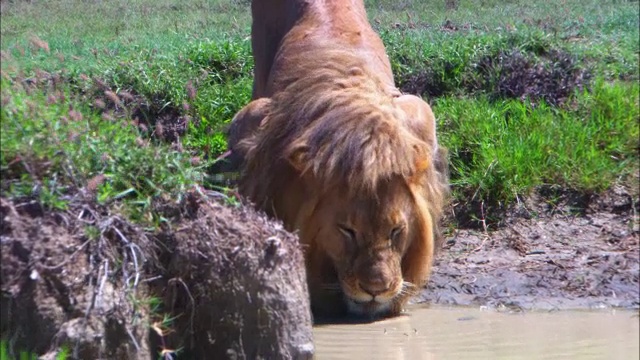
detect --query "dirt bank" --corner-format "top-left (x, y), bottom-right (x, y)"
top-left (419, 186), bottom-right (640, 311)
top-left (150, 199), bottom-right (314, 359)
top-left (0, 193), bottom-right (314, 359)
top-left (0, 198), bottom-right (152, 359)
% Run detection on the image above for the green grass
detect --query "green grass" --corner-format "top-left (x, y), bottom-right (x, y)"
top-left (0, 75), bottom-right (210, 225)
top-left (436, 79), bottom-right (639, 203)
top-left (1, 0), bottom-right (638, 218)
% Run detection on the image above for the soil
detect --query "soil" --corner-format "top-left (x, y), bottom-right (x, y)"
top-left (0, 192), bottom-right (314, 360)
top-left (0, 198), bottom-right (152, 359)
top-left (419, 186), bottom-right (640, 311)
top-left (150, 199), bottom-right (314, 360)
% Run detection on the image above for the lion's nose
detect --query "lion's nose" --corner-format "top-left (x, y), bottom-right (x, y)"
top-left (359, 276), bottom-right (391, 297)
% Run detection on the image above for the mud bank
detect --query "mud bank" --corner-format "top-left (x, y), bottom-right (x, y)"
top-left (150, 200), bottom-right (314, 359)
top-left (0, 195), bottom-right (314, 359)
top-left (420, 187), bottom-right (640, 310)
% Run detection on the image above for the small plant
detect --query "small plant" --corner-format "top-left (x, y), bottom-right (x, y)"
top-left (0, 341), bottom-right (68, 360)
top-left (151, 314), bottom-right (184, 360)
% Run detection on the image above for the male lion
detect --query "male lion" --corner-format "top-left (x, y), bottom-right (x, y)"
top-left (228, 0), bottom-right (449, 319)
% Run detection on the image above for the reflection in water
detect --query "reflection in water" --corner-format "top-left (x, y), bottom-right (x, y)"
top-left (313, 305), bottom-right (639, 360)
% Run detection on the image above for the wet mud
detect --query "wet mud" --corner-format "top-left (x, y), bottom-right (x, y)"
top-left (420, 189), bottom-right (639, 311)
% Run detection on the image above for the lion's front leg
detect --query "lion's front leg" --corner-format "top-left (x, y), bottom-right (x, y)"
top-left (222, 98), bottom-right (272, 171)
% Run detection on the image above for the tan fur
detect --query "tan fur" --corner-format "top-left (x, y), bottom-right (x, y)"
top-left (230, 0), bottom-right (449, 319)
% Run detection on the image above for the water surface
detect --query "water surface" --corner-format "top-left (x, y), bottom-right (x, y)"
top-left (313, 305), bottom-right (639, 359)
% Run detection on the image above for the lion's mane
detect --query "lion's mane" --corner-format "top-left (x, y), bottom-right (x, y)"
top-left (238, 47), bottom-right (449, 250)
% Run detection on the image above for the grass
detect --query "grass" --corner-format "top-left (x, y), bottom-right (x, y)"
top-left (0, 74), bottom-right (210, 225)
top-left (1, 0), bottom-right (637, 217)
top-left (436, 79), bottom-right (639, 204)
top-left (1, 0), bottom-right (638, 220)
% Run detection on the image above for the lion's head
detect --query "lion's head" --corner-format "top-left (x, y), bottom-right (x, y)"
top-left (299, 173), bottom-right (443, 317)
top-left (234, 48), bottom-right (449, 319)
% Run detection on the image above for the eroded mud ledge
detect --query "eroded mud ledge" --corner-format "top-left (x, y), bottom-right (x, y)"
top-left (0, 195), bottom-right (314, 359)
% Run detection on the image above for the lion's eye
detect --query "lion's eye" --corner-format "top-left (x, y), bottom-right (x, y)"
top-left (389, 226), bottom-right (404, 242)
top-left (338, 225), bottom-right (356, 242)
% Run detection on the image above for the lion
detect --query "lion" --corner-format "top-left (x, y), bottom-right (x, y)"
top-left (227, 0), bottom-right (449, 319)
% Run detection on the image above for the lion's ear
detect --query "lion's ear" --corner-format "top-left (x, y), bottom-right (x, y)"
top-left (409, 143), bottom-right (431, 184)
top-left (415, 156), bottom-right (430, 174)
top-left (287, 143), bottom-right (311, 173)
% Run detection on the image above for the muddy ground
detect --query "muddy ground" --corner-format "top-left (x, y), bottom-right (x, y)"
top-left (1, 183), bottom-right (638, 358)
top-left (419, 185), bottom-right (640, 311)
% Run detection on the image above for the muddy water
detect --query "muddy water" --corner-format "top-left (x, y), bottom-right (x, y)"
top-left (313, 305), bottom-right (639, 360)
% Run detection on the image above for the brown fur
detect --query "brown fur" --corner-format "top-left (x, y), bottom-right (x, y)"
top-left (230, 0), bottom-right (449, 319)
